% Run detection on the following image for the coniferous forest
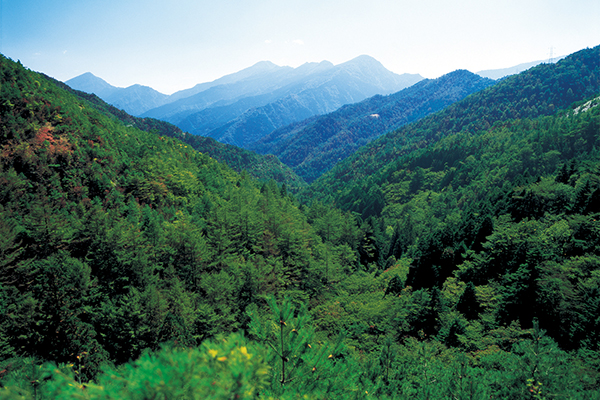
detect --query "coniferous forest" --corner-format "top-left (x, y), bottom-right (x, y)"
top-left (0, 46), bottom-right (599, 399)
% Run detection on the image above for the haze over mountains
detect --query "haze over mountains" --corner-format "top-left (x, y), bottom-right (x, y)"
top-left (66, 56), bottom-right (422, 132)
top-left (476, 55), bottom-right (566, 80)
top-left (176, 56), bottom-right (423, 147)
top-left (65, 72), bottom-right (170, 115)
top-left (65, 54), bottom-right (567, 183)
top-left (249, 69), bottom-right (495, 182)
top-left (2, 44), bottom-right (600, 398)
top-left (66, 54), bottom-right (558, 117)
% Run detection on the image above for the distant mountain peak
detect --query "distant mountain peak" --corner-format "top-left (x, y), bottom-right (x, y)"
top-left (65, 72), bottom-right (120, 99)
top-left (349, 54), bottom-right (380, 62)
top-left (288, 60), bottom-right (334, 78)
top-left (66, 73), bottom-right (169, 115)
top-left (254, 60), bottom-right (277, 66)
top-left (77, 71), bottom-right (100, 79)
top-left (67, 71), bottom-right (113, 86)
top-left (294, 60), bottom-right (334, 73)
top-left (301, 60), bottom-right (334, 67)
top-left (245, 60), bottom-right (285, 73)
top-left (126, 83), bottom-right (166, 94)
top-left (340, 54), bottom-right (385, 69)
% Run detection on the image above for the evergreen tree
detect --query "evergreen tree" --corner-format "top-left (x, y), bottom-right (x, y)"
top-left (247, 297), bottom-right (356, 397)
top-left (456, 282), bottom-right (481, 320)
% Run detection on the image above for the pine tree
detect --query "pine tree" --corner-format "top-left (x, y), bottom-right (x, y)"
top-left (246, 297), bottom-right (356, 397)
top-left (456, 282), bottom-right (482, 320)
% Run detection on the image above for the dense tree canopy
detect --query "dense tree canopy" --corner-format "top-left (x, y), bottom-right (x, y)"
top-left (1, 46), bottom-right (600, 399)
top-left (46, 74), bottom-right (307, 191)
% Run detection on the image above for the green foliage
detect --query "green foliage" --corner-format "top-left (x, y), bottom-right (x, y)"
top-left (90, 333), bottom-right (269, 399)
top-left (0, 334), bottom-right (270, 400)
top-left (0, 54), bottom-right (340, 374)
top-left (46, 74), bottom-right (307, 190)
top-left (251, 70), bottom-right (494, 183)
top-left (247, 297), bottom-right (357, 397)
top-left (303, 94), bottom-right (600, 352)
top-left (2, 48), bottom-right (600, 399)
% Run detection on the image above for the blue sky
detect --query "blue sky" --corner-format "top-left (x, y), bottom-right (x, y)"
top-left (2, 0), bottom-right (599, 94)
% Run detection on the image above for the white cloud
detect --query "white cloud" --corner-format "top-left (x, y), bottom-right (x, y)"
top-left (265, 39), bottom-right (273, 44)
top-left (292, 39), bottom-right (304, 45)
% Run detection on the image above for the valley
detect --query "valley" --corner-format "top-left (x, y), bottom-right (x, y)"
top-left (0, 45), bottom-right (599, 399)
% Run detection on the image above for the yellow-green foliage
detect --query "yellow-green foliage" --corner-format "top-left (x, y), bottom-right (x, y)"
top-left (2, 334), bottom-right (269, 400)
top-left (2, 48), bottom-right (600, 400)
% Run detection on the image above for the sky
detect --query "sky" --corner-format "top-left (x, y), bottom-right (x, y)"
top-left (2, 0), bottom-right (599, 95)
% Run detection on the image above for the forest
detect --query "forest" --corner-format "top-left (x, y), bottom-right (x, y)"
top-left (249, 69), bottom-right (495, 183)
top-left (44, 75), bottom-right (307, 192)
top-left (0, 46), bottom-right (599, 399)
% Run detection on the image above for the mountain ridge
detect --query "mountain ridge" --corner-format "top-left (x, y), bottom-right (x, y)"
top-left (303, 45), bottom-right (600, 204)
top-left (250, 69), bottom-right (495, 182)
top-left (53, 73), bottom-right (306, 189)
top-left (67, 56), bottom-right (423, 143)
top-left (175, 56), bottom-right (423, 147)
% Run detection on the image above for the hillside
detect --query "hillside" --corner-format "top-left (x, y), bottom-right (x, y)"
top-left (304, 45), bottom-right (600, 199)
top-left (300, 45), bottom-right (600, 353)
top-left (1, 50), bottom-right (600, 399)
top-left (179, 135), bottom-right (307, 190)
top-left (0, 53), bottom-right (351, 384)
top-left (53, 76), bottom-right (306, 189)
top-left (250, 69), bottom-right (495, 182)
top-left (337, 95), bottom-right (600, 346)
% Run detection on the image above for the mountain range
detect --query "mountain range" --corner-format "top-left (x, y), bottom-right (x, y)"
top-left (67, 56), bottom-right (423, 144)
top-left (304, 45), bottom-right (600, 204)
top-left (2, 44), bottom-right (600, 398)
top-left (65, 54), bottom-right (561, 119)
top-left (175, 56), bottom-right (423, 147)
top-left (66, 54), bottom-right (564, 156)
top-left (52, 74), bottom-right (307, 189)
top-left (249, 69), bottom-right (495, 182)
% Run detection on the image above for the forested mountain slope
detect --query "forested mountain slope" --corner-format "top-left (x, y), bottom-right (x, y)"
top-left (0, 53), bottom-right (354, 377)
top-left (249, 69), bottom-right (495, 182)
top-left (299, 45), bottom-right (600, 355)
top-left (341, 95), bottom-right (600, 349)
top-left (304, 45), bottom-right (600, 199)
top-left (1, 51), bottom-right (599, 399)
top-left (53, 75), bottom-right (306, 189)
